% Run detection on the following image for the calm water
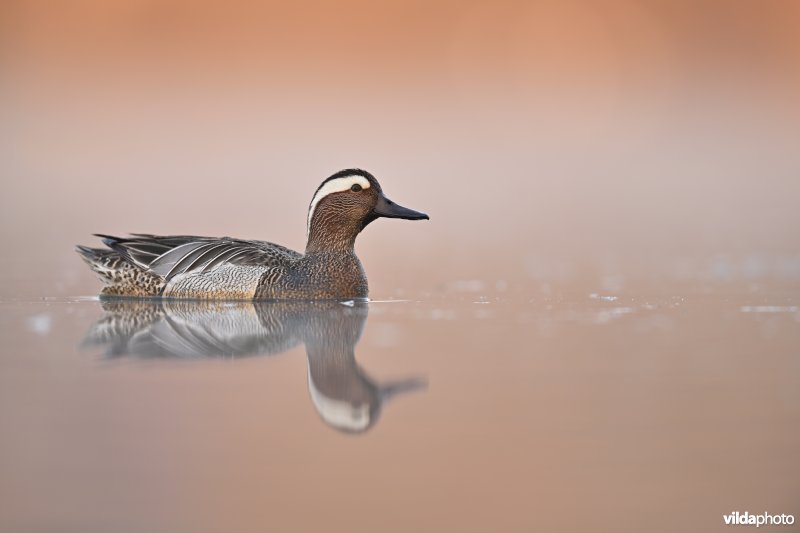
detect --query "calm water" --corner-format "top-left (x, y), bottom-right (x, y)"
top-left (1, 287), bottom-right (799, 533)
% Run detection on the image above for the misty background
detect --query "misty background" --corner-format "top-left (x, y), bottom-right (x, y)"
top-left (2, 0), bottom-right (799, 297)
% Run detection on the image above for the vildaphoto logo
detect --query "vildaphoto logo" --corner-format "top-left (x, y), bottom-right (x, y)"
top-left (723, 512), bottom-right (795, 527)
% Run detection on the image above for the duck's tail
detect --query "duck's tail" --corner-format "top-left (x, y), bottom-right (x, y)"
top-left (76, 245), bottom-right (125, 283)
top-left (76, 241), bottom-right (165, 297)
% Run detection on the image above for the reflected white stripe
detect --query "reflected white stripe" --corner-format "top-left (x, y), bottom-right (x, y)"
top-left (307, 370), bottom-right (370, 432)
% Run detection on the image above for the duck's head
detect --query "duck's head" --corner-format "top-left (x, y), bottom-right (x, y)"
top-left (306, 169), bottom-right (429, 252)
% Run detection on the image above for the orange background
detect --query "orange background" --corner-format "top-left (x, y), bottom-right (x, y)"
top-left (2, 0), bottom-right (799, 296)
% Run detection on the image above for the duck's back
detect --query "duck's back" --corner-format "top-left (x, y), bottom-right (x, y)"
top-left (78, 234), bottom-right (302, 299)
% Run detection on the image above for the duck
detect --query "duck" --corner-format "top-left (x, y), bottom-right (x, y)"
top-left (76, 169), bottom-right (429, 299)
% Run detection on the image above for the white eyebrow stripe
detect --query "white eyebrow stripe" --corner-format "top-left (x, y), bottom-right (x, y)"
top-left (306, 175), bottom-right (371, 236)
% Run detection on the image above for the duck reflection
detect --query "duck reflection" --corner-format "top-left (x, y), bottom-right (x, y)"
top-left (82, 299), bottom-right (426, 433)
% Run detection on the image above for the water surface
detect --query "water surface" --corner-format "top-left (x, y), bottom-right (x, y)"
top-left (1, 287), bottom-right (798, 532)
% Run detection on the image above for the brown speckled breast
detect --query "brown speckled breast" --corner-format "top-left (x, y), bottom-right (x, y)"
top-left (254, 251), bottom-right (368, 300)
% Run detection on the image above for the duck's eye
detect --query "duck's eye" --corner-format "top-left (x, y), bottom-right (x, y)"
top-left (350, 184), bottom-right (362, 192)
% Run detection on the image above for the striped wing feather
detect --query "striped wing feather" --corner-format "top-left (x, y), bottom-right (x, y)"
top-left (98, 234), bottom-right (301, 281)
